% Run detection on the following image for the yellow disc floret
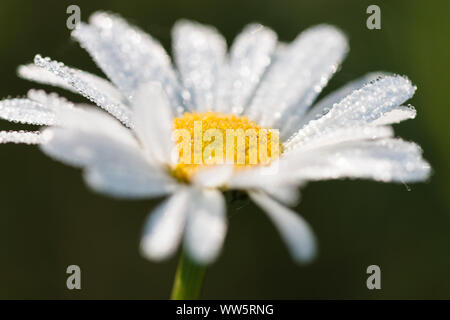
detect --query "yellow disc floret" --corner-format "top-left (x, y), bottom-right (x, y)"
top-left (172, 112), bottom-right (280, 182)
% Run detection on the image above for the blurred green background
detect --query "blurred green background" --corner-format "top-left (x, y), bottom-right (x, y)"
top-left (0, 0), bottom-right (449, 299)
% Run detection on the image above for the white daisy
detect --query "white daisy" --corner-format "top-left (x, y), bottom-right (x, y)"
top-left (0, 12), bottom-right (430, 267)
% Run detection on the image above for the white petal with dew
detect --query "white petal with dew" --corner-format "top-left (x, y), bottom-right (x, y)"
top-left (18, 64), bottom-right (78, 93)
top-left (40, 106), bottom-right (141, 169)
top-left (73, 12), bottom-right (188, 113)
top-left (281, 139), bottom-right (431, 184)
top-left (33, 55), bottom-right (132, 126)
top-left (51, 106), bottom-right (137, 147)
top-left (27, 89), bottom-right (75, 111)
top-left (285, 75), bottom-right (416, 148)
top-left (0, 131), bottom-right (42, 144)
top-left (0, 91), bottom-right (86, 127)
top-left (371, 105), bottom-right (416, 126)
top-left (233, 136), bottom-right (430, 188)
top-left (215, 24), bottom-right (277, 114)
top-left (292, 72), bottom-right (388, 134)
top-left (249, 191), bottom-right (316, 263)
top-left (184, 188), bottom-right (227, 265)
top-left (246, 25), bottom-right (348, 130)
top-left (0, 98), bottom-right (56, 125)
top-left (18, 64), bottom-right (124, 102)
top-left (232, 127), bottom-right (395, 188)
top-left (284, 125), bottom-right (394, 154)
top-left (173, 20), bottom-right (226, 112)
top-left (140, 189), bottom-right (191, 261)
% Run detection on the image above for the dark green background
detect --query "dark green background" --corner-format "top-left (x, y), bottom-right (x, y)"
top-left (0, 0), bottom-right (449, 299)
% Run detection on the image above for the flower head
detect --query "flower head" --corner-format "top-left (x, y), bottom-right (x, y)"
top-left (0, 12), bottom-right (430, 265)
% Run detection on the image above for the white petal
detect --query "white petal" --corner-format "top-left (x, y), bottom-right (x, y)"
top-left (132, 83), bottom-right (176, 165)
top-left (38, 97), bottom-right (169, 187)
top-left (249, 191), bottom-right (316, 263)
top-left (0, 130), bottom-right (42, 144)
top-left (371, 105), bottom-right (416, 125)
top-left (281, 138), bottom-right (431, 184)
top-left (18, 64), bottom-right (78, 93)
top-left (284, 125), bottom-right (394, 154)
top-left (287, 75), bottom-right (416, 145)
top-left (226, 166), bottom-right (302, 206)
top-left (321, 75), bottom-right (415, 126)
top-left (52, 105), bottom-right (136, 146)
top-left (192, 165), bottom-right (234, 188)
top-left (173, 20), bottom-right (227, 111)
top-left (0, 91), bottom-right (89, 127)
top-left (258, 185), bottom-right (301, 206)
top-left (231, 129), bottom-right (395, 188)
top-left (140, 189), bottom-right (191, 261)
top-left (84, 164), bottom-right (176, 199)
top-left (73, 12), bottom-right (187, 113)
top-left (41, 124), bottom-right (176, 199)
top-left (40, 107), bottom-right (141, 169)
top-left (245, 25), bottom-right (348, 129)
top-left (215, 24), bottom-right (277, 114)
top-left (75, 69), bottom-right (124, 103)
top-left (233, 136), bottom-right (430, 188)
top-left (184, 189), bottom-right (227, 264)
top-left (33, 55), bottom-right (132, 126)
top-left (27, 89), bottom-right (75, 111)
top-left (41, 126), bottom-right (137, 168)
top-left (18, 64), bottom-right (124, 103)
top-left (0, 98), bottom-right (56, 125)
top-left (228, 164), bottom-right (287, 190)
top-left (293, 72), bottom-right (387, 133)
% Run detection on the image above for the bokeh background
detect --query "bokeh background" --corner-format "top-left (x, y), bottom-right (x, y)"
top-left (0, 0), bottom-right (449, 299)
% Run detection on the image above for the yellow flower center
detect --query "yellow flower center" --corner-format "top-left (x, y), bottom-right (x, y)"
top-left (172, 112), bottom-right (281, 182)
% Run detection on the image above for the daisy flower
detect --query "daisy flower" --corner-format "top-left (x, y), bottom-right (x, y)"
top-left (0, 12), bottom-right (430, 298)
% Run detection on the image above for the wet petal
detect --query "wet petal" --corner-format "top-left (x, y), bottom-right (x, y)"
top-left (246, 25), bottom-right (348, 130)
top-left (184, 189), bottom-right (227, 264)
top-left (173, 20), bottom-right (226, 111)
top-left (215, 24), bottom-right (277, 114)
top-left (140, 189), bottom-right (191, 261)
top-left (249, 191), bottom-right (316, 263)
top-left (73, 12), bottom-right (187, 113)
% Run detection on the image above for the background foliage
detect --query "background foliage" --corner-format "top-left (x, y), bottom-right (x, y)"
top-left (0, 0), bottom-right (449, 299)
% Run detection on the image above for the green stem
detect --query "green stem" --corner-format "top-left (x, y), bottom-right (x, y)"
top-left (170, 250), bottom-right (207, 300)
